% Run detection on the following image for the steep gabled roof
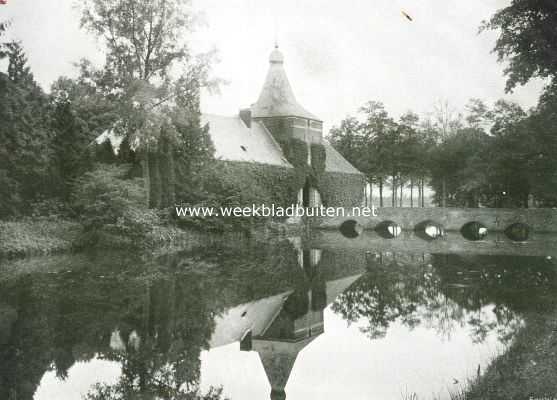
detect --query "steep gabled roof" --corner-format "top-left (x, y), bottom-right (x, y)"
top-left (202, 114), bottom-right (362, 175)
top-left (323, 141), bottom-right (363, 175)
top-left (201, 114), bottom-right (292, 167)
top-left (252, 46), bottom-right (320, 121)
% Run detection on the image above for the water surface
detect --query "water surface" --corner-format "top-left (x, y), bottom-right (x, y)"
top-left (1, 233), bottom-right (556, 400)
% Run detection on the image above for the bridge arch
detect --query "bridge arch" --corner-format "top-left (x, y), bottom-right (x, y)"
top-left (504, 223), bottom-right (530, 242)
top-left (339, 219), bottom-right (362, 238)
top-left (414, 220), bottom-right (445, 240)
top-left (375, 220), bottom-right (402, 239)
top-left (461, 221), bottom-right (488, 241)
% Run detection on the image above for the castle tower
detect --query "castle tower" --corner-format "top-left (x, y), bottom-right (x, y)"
top-left (245, 45), bottom-right (325, 207)
top-left (250, 45), bottom-right (324, 146)
top-left (253, 336), bottom-right (318, 400)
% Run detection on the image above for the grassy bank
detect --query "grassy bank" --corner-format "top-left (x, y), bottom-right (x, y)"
top-left (0, 218), bottom-right (82, 258)
top-left (465, 308), bottom-right (557, 400)
top-left (0, 216), bottom-right (301, 260)
top-left (0, 219), bottom-right (217, 259)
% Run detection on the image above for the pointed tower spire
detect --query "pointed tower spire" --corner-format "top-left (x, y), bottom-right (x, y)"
top-left (253, 337), bottom-right (317, 400)
top-left (252, 46), bottom-right (320, 121)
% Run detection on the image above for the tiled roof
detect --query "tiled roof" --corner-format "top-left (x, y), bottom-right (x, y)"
top-left (251, 47), bottom-right (320, 121)
top-left (203, 114), bottom-right (362, 175)
top-left (323, 141), bottom-right (363, 175)
top-left (201, 114), bottom-right (292, 167)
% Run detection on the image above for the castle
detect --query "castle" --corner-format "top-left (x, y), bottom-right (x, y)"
top-left (202, 46), bottom-right (364, 208)
top-left (208, 247), bottom-right (365, 400)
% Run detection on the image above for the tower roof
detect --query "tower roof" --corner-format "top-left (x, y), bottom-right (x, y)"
top-left (254, 336), bottom-right (317, 398)
top-left (252, 46), bottom-right (320, 121)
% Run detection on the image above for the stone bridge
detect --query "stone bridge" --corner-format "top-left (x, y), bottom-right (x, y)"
top-left (309, 230), bottom-right (557, 258)
top-left (311, 207), bottom-right (557, 233)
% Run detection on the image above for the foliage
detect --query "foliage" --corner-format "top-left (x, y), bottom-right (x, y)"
top-left (276, 138), bottom-right (328, 194)
top-left (72, 164), bottom-right (160, 246)
top-left (172, 114), bottom-right (216, 206)
top-left (0, 42), bottom-right (55, 218)
top-left (0, 238), bottom-right (301, 399)
top-left (329, 94), bottom-right (557, 208)
top-left (481, 0), bottom-right (557, 91)
top-left (176, 162), bottom-right (298, 232)
top-left (0, 218), bottom-right (81, 258)
top-left (329, 101), bottom-right (430, 207)
top-left (85, 382), bottom-right (228, 400)
top-left (76, 0), bottom-right (220, 209)
top-left (78, 0), bottom-right (195, 83)
top-left (310, 143), bottom-right (327, 177)
top-left (332, 253), bottom-right (555, 343)
top-left (524, 84), bottom-right (557, 206)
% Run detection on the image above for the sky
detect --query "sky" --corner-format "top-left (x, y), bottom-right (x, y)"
top-left (0, 0), bottom-right (547, 132)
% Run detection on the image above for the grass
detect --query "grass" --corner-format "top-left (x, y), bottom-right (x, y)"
top-left (465, 308), bottom-right (557, 400)
top-left (401, 305), bottom-right (557, 400)
top-left (0, 217), bottom-right (82, 258)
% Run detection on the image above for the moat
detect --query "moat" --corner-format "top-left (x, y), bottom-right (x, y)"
top-left (1, 232), bottom-right (556, 400)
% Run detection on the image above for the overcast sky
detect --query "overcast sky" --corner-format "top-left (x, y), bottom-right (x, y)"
top-left (1, 0), bottom-right (546, 132)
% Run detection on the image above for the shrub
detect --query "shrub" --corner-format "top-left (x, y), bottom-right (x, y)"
top-left (72, 164), bottom-right (160, 247)
top-left (0, 217), bottom-right (81, 258)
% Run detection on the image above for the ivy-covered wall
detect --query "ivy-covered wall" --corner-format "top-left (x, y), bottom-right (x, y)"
top-left (317, 171), bottom-right (365, 207)
top-left (210, 121), bottom-right (364, 209)
top-left (214, 160), bottom-right (365, 209)
top-left (214, 161), bottom-right (299, 207)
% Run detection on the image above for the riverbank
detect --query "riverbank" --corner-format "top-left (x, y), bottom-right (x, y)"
top-left (465, 307), bottom-right (557, 400)
top-left (0, 218), bottom-right (82, 258)
top-left (0, 217), bottom-right (304, 260)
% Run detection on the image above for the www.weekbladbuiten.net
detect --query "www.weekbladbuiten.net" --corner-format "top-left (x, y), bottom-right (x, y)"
top-left (175, 204), bottom-right (379, 218)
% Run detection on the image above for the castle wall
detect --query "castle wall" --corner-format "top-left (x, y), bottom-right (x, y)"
top-left (317, 171), bottom-right (366, 208)
top-left (216, 160), bottom-right (365, 209)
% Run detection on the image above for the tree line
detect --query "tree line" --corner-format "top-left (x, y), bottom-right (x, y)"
top-left (0, 1), bottom-right (224, 236)
top-left (329, 95), bottom-right (557, 208)
top-left (1, 0), bottom-right (557, 231)
top-left (330, 0), bottom-right (557, 208)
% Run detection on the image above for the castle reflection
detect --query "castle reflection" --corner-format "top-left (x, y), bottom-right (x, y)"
top-left (0, 234), bottom-right (556, 400)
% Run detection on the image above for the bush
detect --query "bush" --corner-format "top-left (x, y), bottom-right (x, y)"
top-left (0, 218), bottom-right (81, 258)
top-left (72, 164), bottom-right (160, 247)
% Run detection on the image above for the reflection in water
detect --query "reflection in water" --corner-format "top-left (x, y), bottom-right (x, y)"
top-left (461, 221), bottom-right (489, 241)
top-left (504, 222), bottom-right (530, 242)
top-left (414, 220), bottom-right (445, 241)
top-left (375, 220), bottom-right (402, 238)
top-left (0, 235), bottom-right (556, 400)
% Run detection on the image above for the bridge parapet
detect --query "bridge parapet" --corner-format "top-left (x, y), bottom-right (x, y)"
top-left (312, 207), bottom-right (557, 233)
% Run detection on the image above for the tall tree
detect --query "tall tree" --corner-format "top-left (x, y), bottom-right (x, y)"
top-left (360, 101), bottom-right (399, 207)
top-left (0, 40), bottom-right (54, 217)
top-left (482, 0), bottom-right (557, 91)
top-left (77, 0), bottom-right (218, 207)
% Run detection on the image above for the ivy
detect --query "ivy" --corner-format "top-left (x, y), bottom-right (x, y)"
top-left (276, 138), bottom-right (308, 192)
top-left (279, 138), bottom-right (308, 168)
top-left (310, 143), bottom-right (326, 178)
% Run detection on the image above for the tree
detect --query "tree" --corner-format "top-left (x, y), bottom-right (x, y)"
top-left (360, 101), bottom-right (399, 207)
top-left (72, 164), bottom-right (160, 246)
top-left (79, 0), bottom-right (195, 83)
top-left (489, 99), bottom-right (527, 138)
top-left (398, 112), bottom-right (423, 207)
top-left (0, 41), bottom-right (54, 217)
top-left (482, 0), bottom-right (557, 91)
top-left (77, 0), bottom-right (219, 207)
top-left (6, 41), bottom-right (32, 84)
top-left (328, 116), bottom-right (365, 169)
top-left (524, 84), bottom-right (557, 206)
top-left (465, 98), bottom-right (490, 130)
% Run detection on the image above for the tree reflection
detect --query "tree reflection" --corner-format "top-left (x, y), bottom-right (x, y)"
top-left (0, 238), bottom-right (303, 400)
top-left (332, 253), bottom-right (556, 343)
